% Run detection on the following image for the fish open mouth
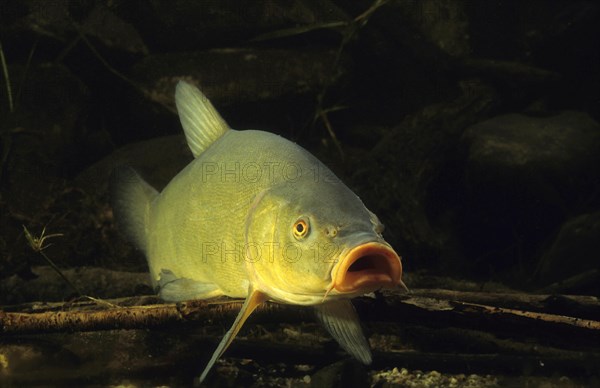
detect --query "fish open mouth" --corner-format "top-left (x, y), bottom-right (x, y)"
top-left (332, 242), bottom-right (402, 293)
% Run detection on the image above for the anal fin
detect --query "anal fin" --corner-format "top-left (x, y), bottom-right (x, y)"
top-left (198, 289), bottom-right (268, 383)
top-left (157, 269), bottom-right (220, 302)
top-left (314, 300), bottom-right (372, 365)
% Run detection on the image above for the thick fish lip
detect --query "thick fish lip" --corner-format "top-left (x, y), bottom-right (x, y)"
top-left (332, 242), bottom-right (402, 293)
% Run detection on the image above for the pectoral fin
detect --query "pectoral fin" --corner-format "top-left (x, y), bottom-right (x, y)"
top-left (198, 289), bottom-right (268, 383)
top-left (314, 300), bottom-right (372, 365)
top-left (157, 269), bottom-right (220, 302)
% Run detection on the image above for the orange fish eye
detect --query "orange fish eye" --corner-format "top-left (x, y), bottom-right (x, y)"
top-left (293, 219), bottom-right (309, 239)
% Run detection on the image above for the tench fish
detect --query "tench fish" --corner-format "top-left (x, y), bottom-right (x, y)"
top-left (111, 81), bottom-right (404, 382)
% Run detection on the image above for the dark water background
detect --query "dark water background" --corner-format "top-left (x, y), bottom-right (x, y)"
top-left (0, 1), bottom-right (598, 386)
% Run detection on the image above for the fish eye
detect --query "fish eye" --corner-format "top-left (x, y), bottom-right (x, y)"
top-left (293, 218), bottom-right (309, 239)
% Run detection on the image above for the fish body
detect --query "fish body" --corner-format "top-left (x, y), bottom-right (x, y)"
top-left (111, 81), bottom-right (403, 382)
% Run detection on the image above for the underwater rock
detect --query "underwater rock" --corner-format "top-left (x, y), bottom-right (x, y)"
top-left (0, 266), bottom-right (151, 305)
top-left (125, 0), bottom-right (349, 51)
top-left (463, 112), bottom-right (600, 174)
top-left (354, 79), bottom-right (495, 269)
top-left (459, 111), bottom-right (600, 274)
top-left (127, 48), bottom-right (346, 142)
top-left (80, 2), bottom-right (149, 54)
top-left (75, 135), bottom-right (192, 198)
top-left (131, 48), bottom-right (345, 108)
top-left (1, 63), bottom-right (90, 215)
top-left (0, 1), bottom-right (147, 54)
top-left (536, 211), bottom-right (600, 295)
top-left (310, 359), bottom-right (369, 388)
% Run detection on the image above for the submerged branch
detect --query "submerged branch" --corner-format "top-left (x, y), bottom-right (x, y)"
top-left (1, 288), bottom-right (599, 383)
top-left (1, 289), bottom-right (598, 339)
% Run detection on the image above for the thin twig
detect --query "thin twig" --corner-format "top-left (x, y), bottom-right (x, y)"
top-left (0, 38), bottom-right (14, 113)
top-left (318, 106), bottom-right (346, 160)
top-left (313, 0), bottom-right (389, 160)
top-left (354, 0), bottom-right (389, 25)
top-left (15, 39), bottom-right (39, 110)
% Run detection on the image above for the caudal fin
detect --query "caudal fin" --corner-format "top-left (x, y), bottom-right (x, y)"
top-left (110, 166), bottom-right (158, 253)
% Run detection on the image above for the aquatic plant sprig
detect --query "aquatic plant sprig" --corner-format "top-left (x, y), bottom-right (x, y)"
top-left (22, 224), bottom-right (118, 308)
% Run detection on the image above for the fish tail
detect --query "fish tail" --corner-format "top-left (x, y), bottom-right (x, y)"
top-left (110, 166), bottom-right (158, 253)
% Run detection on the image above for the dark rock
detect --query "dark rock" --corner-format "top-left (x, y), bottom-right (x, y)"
top-left (310, 359), bottom-right (368, 388)
top-left (536, 212), bottom-right (600, 294)
top-left (1, 1), bottom-right (147, 54)
top-left (351, 79), bottom-right (496, 270)
top-left (1, 63), bottom-right (89, 215)
top-left (1, 134), bottom-right (190, 279)
top-left (80, 2), bottom-right (148, 54)
top-left (459, 111), bottom-right (600, 276)
top-left (380, 0), bottom-right (471, 58)
top-left (463, 112), bottom-right (600, 176)
top-left (72, 136), bottom-right (193, 274)
top-left (132, 48), bottom-right (345, 108)
top-left (343, 1), bottom-right (461, 121)
top-left (520, 2), bottom-right (600, 115)
top-left (127, 48), bottom-right (346, 144)
top-left (5, 63), bottom-right (90, 156)
top-left (121, 0), bottom-right (350, 51)
top-left (75, 135), bottom-right (192, 197)
top-left (0, 266), bottom-right (151, 305)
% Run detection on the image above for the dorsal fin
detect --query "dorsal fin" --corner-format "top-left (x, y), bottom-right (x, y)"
top-left (175, 81), bottom-right (229, 158)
